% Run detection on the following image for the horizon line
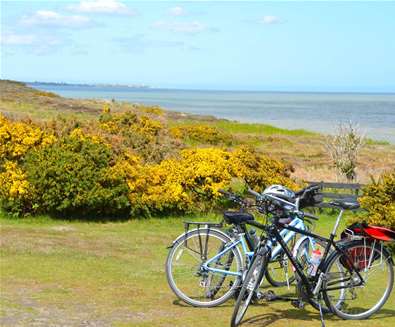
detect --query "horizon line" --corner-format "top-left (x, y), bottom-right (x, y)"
top-left (13, 79), bottom-right (395, 95)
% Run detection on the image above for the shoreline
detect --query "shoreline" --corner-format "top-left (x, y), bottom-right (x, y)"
top-left (27, 82), bottom-right (395, 145)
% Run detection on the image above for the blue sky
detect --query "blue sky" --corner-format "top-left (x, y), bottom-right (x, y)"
top-left (1, 0), bottom-right (394, 91)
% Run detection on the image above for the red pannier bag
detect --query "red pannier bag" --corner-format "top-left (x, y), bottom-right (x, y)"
top-left (340, 222), bottom-right (395, 270)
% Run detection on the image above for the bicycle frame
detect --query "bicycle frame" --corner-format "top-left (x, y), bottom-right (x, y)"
top-left (202, 216), bottom-right (309, 278)
top-left (248, 209), bottom-right (365, 297)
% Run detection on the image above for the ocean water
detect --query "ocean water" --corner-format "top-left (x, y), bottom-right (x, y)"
top-left (30, 84), bottom-right (395, 143)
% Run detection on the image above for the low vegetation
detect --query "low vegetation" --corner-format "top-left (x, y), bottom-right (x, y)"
top-left (0, 109), bottom-right (295, 218)
top-left (1, 212), bottom-right (394, 327)
top-left (1, 80), bottom-right (395, 225)
top-left (360, 171), bottom-right (395, 229)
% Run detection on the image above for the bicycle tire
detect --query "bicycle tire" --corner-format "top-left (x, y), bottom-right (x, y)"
top-left (166, 228), bottom-right (243, 307)
top-left (322, 239), bottom-right (394, 320)
top-left (231, 248), bottom-right (269, 327)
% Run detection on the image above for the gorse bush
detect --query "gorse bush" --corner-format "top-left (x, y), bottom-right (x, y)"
top-left (359, 170), bottom-right (395, 229)
top-left (1, 111), bottom-right (296, 218)
top-left (22, 131), bottom-right (130, 217)
top-left (99, 110), bottom-right (180, 163)
top-left (0, 160), bottom-right (32, 215)
top-left (127, 147), bottom-right (296, 216)
top-left (0, 114), bottom-right (56, 163)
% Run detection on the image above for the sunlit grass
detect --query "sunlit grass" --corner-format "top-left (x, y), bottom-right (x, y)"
top-left (1, 211), bottom-right (394, 327)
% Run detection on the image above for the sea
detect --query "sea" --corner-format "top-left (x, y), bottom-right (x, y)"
top-left (29, 83), bottom-right (395, 144)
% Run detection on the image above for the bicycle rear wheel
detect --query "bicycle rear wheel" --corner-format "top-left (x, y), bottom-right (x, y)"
top-left (322, 239), bottom-right (394, 320)
top-left (166, 228), bottom-right (243, 307)
top-left (231, 249), bottom-right (268, 327)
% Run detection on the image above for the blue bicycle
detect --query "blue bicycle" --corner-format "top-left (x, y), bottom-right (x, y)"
top-left (165, 186), bottom-right (318, 307)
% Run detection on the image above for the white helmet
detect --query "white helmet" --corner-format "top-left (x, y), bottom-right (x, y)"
top-left (263, 185), bottom-right (295, 202)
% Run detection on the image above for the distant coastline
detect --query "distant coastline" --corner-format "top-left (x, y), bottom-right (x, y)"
top-left (28, 81), bottom-right (150, 90)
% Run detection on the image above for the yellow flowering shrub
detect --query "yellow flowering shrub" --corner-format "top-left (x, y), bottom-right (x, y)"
top-left (99, 110), bottom-right (179, 163)
top-left (0, 113), bottom-right (297, 218)
top-left (0, 114), bottom-right (56, 162)
top-left (230, 146), bottom-right (297, 190)
top-left (359, 170), bottom-right (395, 228)
top-left (128, 159), bottom-right (192, 216)
top-left (127, 147), bottom-right (295, 216)
top-left (69, 127), bottom-right (105, 145)
top-left (0, 161), bottom-right (34, 214)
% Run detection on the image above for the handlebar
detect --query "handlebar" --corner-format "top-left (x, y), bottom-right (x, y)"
top-left (295, 183), bottom-right (322, 197)
top-left (219, 187), bottom-right (321, 220)
top-left (218, 189), bottom-right (247, 207)
top-left (247, 188), bottom-right (261, 198)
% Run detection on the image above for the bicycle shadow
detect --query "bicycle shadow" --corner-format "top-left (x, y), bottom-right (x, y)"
top-left (241, 307), bottom-right (395, 327)
top-left (172, 299), bottom-right (238, 308)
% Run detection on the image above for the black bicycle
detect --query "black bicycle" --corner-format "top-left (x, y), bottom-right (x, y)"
top-left (231, 189), bottom-right (394, 326)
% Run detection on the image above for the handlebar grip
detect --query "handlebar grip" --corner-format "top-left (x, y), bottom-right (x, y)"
top-left (303, 212), bottom-right (319, 220)
top-left (295, 183), bottom-right (321, 196)
top-left (248, 188), bottom-right (261, 198)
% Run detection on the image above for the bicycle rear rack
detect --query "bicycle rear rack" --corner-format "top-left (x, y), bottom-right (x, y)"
top-left (183, 221), bottom-right (224, 258)
top-left (343, 228), bottom-right (366, 240)
top-left (342, 228), bottom-right (386, 270)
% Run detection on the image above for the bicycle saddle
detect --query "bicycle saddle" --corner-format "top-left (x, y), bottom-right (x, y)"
top-left (329, 199), bottom-right (360, 210)
top-left (223, 211), bottom-right (254, 224)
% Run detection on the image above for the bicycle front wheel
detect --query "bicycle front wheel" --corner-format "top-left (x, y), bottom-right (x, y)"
top-left (231, 249), bottom-right (268, 327)
top-left (166, 228), bottom-right (243, 307)
top-left (322, 239), bottom-right (394, 320)
top-left (265, 251), bottom-right (295, 287)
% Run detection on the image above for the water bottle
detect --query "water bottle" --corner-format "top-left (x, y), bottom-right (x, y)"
top-left (308, 249), bottom-right (322, 276)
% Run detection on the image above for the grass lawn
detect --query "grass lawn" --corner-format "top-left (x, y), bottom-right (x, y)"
top-left (1, 212), bottom-right (394, 327)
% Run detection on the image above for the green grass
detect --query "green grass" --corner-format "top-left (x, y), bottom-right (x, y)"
top-left (365, 138), bottom-right (391, 146)
top-left (1, 212), bottom-right (394, 327)
top-left (171, 119), bottom-right (316, 137)
top-left (213, 120), bottom-right (316, 136)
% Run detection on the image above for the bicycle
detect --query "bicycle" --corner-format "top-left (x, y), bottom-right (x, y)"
top-left (231, 189), bottom-right (395, 326)
top-left (165, 185), bottom-right (319, 307)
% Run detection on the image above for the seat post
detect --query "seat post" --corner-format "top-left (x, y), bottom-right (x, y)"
top-left (332, 209), bottom-right (344, 236)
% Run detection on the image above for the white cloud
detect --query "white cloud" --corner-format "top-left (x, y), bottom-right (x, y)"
top-left (261, 16), bottom-right (282, 25)
top-left (169, 6), bottom-right (186, 17)
top-left (153, 21), bottom-right (206, 34)
top-left (0, 33), bottom-right (36, 45)
top-left (1, 32), bottom-right (62, 55)
top-left (69, 0), bottom-right (134, 15)
top-left (20, 10), bottom-right (92, 28)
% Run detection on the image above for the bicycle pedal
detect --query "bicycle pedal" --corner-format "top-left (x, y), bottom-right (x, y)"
top-left (258, 290), bottom-right (277, 301)
top-left (291, 299), bottom-right (305, 309)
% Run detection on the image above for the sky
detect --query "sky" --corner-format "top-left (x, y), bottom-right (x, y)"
top-left (1, 0), bottom-right (394, 92)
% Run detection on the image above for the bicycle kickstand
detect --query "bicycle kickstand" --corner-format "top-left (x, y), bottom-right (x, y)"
top-left (318, 303), bottom-right (326, 327)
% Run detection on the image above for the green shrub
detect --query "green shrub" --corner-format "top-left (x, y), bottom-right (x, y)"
top-left (170, 124), bottom-right (234, 145)
top-left (359, 170), bottom-right (395, 229)
top-left (22, 134), bottom-right (130, 217)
